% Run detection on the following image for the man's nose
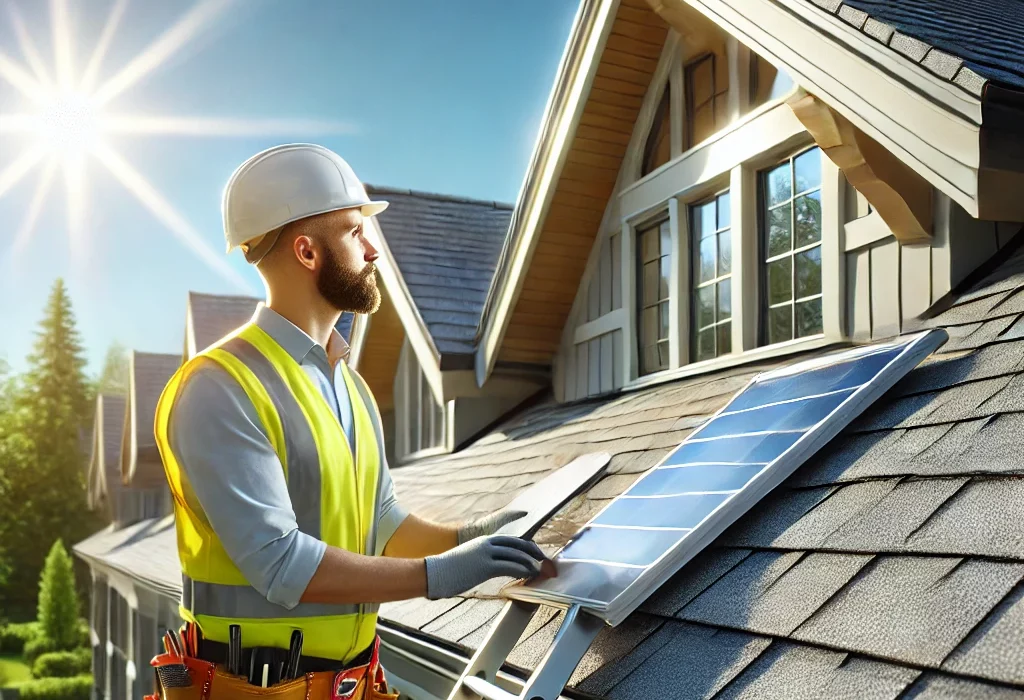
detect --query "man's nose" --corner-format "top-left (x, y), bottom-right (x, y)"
top-left (363, 239), bottom-right (379, 262)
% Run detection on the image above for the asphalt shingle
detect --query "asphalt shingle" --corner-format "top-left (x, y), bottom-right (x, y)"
top-left (943, 583), bottom-right (1024, 685)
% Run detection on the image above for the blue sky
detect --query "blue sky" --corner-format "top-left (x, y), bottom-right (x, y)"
top-left (0, 0), bottom-right (578, 375)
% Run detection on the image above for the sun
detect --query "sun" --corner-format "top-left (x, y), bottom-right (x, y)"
top-left (0, 0), bottom-right (356, 291)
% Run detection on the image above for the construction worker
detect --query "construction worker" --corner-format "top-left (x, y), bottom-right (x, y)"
top-left (151, 143), bottom-right (549, 699)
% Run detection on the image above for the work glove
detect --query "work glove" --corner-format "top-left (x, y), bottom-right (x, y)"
top-left (457, 509), bottom-right (528, 544)
top-left (425, 535), bottom-right (547, 600)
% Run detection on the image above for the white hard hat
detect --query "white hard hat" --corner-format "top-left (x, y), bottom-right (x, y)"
top-left (222, 143), bottom-right (388, 263)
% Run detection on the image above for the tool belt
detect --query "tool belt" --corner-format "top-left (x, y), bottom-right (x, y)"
top-left (146, 624), bottom-right (399, 700)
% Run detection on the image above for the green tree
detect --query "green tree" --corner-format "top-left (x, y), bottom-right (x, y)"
top-left (0, 279), bottom-right (100, 619)
top-left (36, 540), bottom-right (79, 650)
top-left (96, 342), bottom-right (129, 395)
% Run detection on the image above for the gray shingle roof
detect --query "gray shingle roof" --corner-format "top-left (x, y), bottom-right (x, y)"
top-left (123, 351), bottom-right (181, 487)
top-left (382, 241), bottom-right (1024, 697)
top-left (366, 186), bottom-right (512, 357)
top-left (185, 292), bottom-right (356, 360)
top-left (73, 516), bottom-right (179, 599)
top-left (807, 0), bottom-right (1024, 94)
top-left (88, 394), bottom-right (126, 509)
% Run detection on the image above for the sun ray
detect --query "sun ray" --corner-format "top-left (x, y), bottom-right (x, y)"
top-left (51, 0), bottom-right (74, 90)
top-left (11, 158), bottom-right (58, 257)
top-left (7, 1), bottom-right (54, 89)
top-left (63, 153), bottom-right (88, 260)
top-left (90, 142), bottom-right (254, 293)
top-left (92, 0), bottom-right (237, 107)
top-left (0, 51), bottom-right (48, 104)
top-left (101, 114), bottom-right (357, 136)
top-left (0, 146), bottom-right (46, 201)
top-left (0, 113), bottom-right (38, 134)
top-left (80, 0), bottom-right (130, 93)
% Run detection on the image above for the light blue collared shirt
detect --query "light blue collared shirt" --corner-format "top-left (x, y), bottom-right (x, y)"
top-left (167, 304), bottom-right (408, 610)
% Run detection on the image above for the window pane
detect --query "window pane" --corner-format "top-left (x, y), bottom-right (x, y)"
top-left (691, 104), bottom-right (715, 146)
top-left (659, 302), bottom-right (670, 340)
top-left (643, 345), bottom-right (659, 374)
top-left (642, 87), bottom-right (672, 176)
top-left (660, 220), bottom-right (672, 253)
top-left (796, 297), bottom-right (823, 337)
top-left (696, 328), bottom-right (715, 362)
top-left (766, 163), bottom-right (792, 207)
top-left (700, 202), bottom-right (717, 239)
top-left (718, 280), bottom-right (731, 320)
top-left (717, 192), bottom-right (731, 229)
top-left (794, 148), bottom-right (822, 193)
top-left (659, 256), bottom-right (671, 300)
top-left (795, 246), bottom-right (822, 300)
top-left (767, 257), bottom-right (792, 305)
top-left (690, 56), bottom-right (714, 106)
top-left (697, 285), bottom-right (715, 329)
top-left (643, 306), bottom-right (658, 345)
top-left (795, 190), bottom-right (822, 247)
top-left (658, 341), bottom-right (670, 368)
top-left (643, 261), bottom-right (660, 305)
top-left (768, 305), bottom-right (793, 345)
top-left (717, 322), bottom-right (732, 355)
top-left (767, 204), bottom-right (792, 257)
top-left (718, 231), bottom-right (732, 275)
top-left (699, 236), bottom-right (716, 283)
top-left (641, 229), bottom-right (660, 263)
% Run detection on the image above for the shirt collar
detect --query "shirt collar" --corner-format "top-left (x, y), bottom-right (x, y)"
top-left (251, 303), bottom-right (350, 367)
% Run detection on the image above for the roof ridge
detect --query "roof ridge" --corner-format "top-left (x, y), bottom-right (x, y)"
top-left (365, 183), bottom-right (514, 211)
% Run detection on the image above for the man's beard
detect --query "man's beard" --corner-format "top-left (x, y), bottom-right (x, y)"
top-left (317, 245), bottom-right (381, 314)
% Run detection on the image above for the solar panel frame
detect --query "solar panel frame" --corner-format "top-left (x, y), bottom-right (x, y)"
top-left (503, 329), bottom-right (948, 625)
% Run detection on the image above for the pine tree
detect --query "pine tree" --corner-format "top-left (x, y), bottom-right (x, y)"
top-left (37, 539), bottom-right (80, 650)
top-left (97, 342), bottom-right (130, 395)
top-left (0, 279), bottom-right (99, 619)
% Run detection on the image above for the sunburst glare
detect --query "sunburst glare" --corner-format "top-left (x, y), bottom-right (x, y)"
top-left (0, 0), bottom-right (356, 292)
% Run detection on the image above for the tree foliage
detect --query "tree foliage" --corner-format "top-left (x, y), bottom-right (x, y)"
top-left (0, 279), bottom-right (100, 619)
top-left (96, 342), bottom-right (130, 395)
top-left (36, 540), bottom-right (80, 651)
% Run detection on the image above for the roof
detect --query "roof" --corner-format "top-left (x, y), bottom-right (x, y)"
top-left (367, 185), bottom-right (512, 357)
top-left (185, 291), bottom-right (356, 360)
top-left (823, 0), bottom-right (1024, 93)
top-left (73, 516), bottom-right (179, 599)
top-left (383, 240), bottom-right (1024, 697)
top-left (88, 394), bottom-right (126, 509)
top-left (122, 351), bottom-right (181, 487)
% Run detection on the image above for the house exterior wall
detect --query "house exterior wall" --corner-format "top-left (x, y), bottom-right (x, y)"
top-left (394, 339), bottom-right (451, 464)
top-left (553, 27), bottom-right (1024, 404)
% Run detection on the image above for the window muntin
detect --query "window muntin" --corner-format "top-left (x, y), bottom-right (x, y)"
top-left (761, 147), bottom-right (824, 345)
top-left (637, 218), bottom-right (671, 375)
top-left (691, 191), bottom-right (732, 362)
top-left (685, 54), bottom-right (728, 149)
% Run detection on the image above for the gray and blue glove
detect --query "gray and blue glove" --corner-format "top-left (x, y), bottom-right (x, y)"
top-left (456, 509), bottom-right (528, 544)
top-left (425, 535), bottom-right (546, 600)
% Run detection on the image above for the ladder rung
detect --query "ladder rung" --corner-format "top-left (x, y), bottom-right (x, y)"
top-left (463, 676), bottom-right (519, 700)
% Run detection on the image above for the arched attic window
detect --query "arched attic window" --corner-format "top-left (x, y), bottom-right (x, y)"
top-left (641, 82), bottom-right (672, 177)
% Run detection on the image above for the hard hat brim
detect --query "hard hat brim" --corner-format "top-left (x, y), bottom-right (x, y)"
top-left (227, 199), bottom-right (390, 253)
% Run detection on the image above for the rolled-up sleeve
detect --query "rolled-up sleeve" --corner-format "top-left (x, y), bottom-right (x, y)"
top-left (167, 361), bottom-right (325, 610)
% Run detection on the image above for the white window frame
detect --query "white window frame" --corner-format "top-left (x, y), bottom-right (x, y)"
top-left (394, 340), bottom-right (453, 465)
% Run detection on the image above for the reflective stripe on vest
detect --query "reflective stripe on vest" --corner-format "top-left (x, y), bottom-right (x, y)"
top-left (154, 322), bottom-right (385, 662)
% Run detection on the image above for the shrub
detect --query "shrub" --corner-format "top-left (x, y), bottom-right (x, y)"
top-left (16, 674), bottom-right (92, 700)
top-left (23, 635), bottom-right (55, 663)
top-left (76, 618), bottom-right (89, 648)
top-left (0, 621), bottom-right (41, 654)
top-left (36, 541), bottom-right (80, 651)
top-left (31, 649), bottom-right (91, 679)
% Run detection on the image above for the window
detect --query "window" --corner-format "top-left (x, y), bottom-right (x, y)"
top-left (637, 218), bottom-right (671, 375)
top-left (641, 84), bottom-right (672, 177)
top-left (761, 147), bottom-right (824, 345)
top-left (685, 54), bottom-right (728, 149)
top-left (749, 54), bottom-right (794, 108)
top-left (691, 192), bottom-right (732, 362)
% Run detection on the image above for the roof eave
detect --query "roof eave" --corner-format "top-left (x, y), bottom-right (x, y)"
top-left (475, 0), bottom-right (618, 389)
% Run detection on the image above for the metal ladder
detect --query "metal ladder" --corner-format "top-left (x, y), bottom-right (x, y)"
top-left (446, 600), bottom-right (605, 700)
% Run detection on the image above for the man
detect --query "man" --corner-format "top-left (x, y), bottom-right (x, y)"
top-left (153, 143), bottom-right (547, 698)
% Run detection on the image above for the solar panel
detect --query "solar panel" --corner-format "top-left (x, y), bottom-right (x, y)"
top-left (502, 329), bottom-right (948, 625)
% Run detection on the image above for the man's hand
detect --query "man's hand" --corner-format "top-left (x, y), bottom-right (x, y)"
top-left (457, 510), bottom-right (528, 544)
top-left (424, 535), bottom-right (546, 599)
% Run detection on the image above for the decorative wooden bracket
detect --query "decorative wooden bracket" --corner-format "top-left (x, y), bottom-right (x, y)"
top-left (789, 90), bottom-right (932, 244)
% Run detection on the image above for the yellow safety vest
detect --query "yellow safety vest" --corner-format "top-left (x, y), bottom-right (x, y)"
top-left (153, 322), bottom-right (386, 663)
